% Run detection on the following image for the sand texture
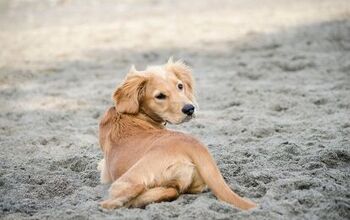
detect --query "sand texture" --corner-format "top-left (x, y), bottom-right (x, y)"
top-left (0, 0), bottom-right (350, 219)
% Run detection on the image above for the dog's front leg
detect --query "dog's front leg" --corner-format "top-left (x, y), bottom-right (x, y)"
top-left (97, 159), bottom-right (112, 184)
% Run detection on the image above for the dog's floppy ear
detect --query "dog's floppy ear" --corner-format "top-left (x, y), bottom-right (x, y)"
top-left (166, 58), bottom-right (197, 106)
top-left (113, 67), bottom-right (147, 114)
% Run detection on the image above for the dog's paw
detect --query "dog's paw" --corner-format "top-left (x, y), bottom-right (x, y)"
top-left (100, 199), bottom-right (123, 209)
top-left (97, 159), bottom-right (105, 171)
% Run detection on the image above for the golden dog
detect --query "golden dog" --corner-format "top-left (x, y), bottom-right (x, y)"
top-left (98, 59), bottom-right (257, 210)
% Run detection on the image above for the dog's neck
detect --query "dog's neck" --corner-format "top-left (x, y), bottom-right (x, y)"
top-left (133, 111), bottom-right (166, 129)
top-left (111, 111), bottom-right (165, 140)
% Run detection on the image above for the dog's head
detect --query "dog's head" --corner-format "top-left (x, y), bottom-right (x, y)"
top-left (113, 58), bottom-right (197, 124)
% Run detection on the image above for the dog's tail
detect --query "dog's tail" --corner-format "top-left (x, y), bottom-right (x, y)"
top-left (187, 141), bottom-right (257, 210)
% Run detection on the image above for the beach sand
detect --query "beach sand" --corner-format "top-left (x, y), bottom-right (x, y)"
top-left (0, 0), bottom-right (349, 219)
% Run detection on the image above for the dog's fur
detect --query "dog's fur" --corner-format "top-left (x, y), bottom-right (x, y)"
top-left (98, 59), bottom-right (257, 210)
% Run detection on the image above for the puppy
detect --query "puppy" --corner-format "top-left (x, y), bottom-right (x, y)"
top-left (98, 59), bottom-right (257, 210)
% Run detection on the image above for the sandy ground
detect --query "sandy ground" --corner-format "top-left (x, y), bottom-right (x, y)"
top-left (0, 0), bottom-right (350, 219)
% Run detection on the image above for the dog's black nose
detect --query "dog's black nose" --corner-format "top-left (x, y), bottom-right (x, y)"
top-left (182, 104), bottom-right (195, 116)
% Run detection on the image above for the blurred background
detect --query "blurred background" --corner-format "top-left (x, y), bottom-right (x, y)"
top-left (0, 0), bottom-right (349, 219)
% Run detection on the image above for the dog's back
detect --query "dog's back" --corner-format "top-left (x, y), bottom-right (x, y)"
top-left (99, 106), bottom-right (117, 152)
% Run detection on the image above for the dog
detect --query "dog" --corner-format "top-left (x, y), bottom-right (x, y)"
top-left (98, 58), bottom-right (257, 210)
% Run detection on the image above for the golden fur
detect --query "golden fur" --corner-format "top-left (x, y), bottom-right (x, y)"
top-left (98, 59), bottom-right (257, 210)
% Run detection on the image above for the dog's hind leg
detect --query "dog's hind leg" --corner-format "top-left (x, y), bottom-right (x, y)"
top-left (100, 149), bottom-right (192, 209)
top-left (100, 180), bottom-right (145, 209)
top-left (126, 187), bottom-right (179, 208)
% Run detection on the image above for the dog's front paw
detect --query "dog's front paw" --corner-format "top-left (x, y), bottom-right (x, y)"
top-left (97, 159), bottom-right (105, 171)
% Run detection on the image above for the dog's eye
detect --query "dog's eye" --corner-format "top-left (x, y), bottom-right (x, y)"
top-left (155, 93), bottom-right (166, 100)
top-left (178, 83), bottom-right (183, 90)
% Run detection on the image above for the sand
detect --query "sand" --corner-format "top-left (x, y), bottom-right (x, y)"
top-left (0, 0), bottom-right (349, 219)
